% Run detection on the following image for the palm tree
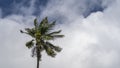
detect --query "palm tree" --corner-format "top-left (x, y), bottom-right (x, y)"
top-left (20, 17), bottom-right (64, 68)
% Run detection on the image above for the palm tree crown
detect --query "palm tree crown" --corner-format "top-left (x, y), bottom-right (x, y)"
top-left (20, 17), bottom-right (64, 68)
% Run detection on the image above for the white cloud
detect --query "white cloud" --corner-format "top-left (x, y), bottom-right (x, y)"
top-left (1, 0), bottom-right (120, 68)
top-left (39, 0), bottom-right (120, 68)
top-left (0, 16), bottom-right (37, 68)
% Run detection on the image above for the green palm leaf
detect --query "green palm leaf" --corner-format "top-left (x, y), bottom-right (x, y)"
top-left (41, 35), bottom-right (54, 40)
top-left (39, 17), bottom-right (48, 29)
top-left (48, 30), bottom-right (61, 35)
top-left (42, 34), bottom-right (64, 40)
top-left (46, 35), bottom-right (64, 40)
top-left (25, 28), bottom-right (36, 37)
top-left (26, 39), bottom-right (34, 49)
top-left (46, 42), bottom-right (62, 52)
top-left (44, 45), bottom-right (56, 57)
top-left (34, 18), bottom-right (37, 27)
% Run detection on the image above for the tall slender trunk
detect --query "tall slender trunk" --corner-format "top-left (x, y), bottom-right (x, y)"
top-left (36, 47), bottom-right (40, 68)
top-left (37, 56), bottom-right (40, 68)
top-left (36, 46), bottom-right (41, 68)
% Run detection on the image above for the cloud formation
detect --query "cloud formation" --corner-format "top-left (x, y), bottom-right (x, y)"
top-left (0, 0), bottom-right (120, 68)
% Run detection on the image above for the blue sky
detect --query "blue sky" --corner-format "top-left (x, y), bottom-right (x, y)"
top-left (0, 0), bottom-right (104, 18)
top-left (0, 0), bottom-right (48, 17)
top-left (1, 0), bottom-right (120, 68)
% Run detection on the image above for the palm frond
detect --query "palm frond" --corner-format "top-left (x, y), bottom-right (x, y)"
top-left (46, 42), bottom-right (62, 52)
top-left (51, 35), bottom-right (64, 38)
top-left (46, 47), bottom-right (56, 57)
top-left (34, 18), bottom-right (38, 30)
top-left (48, 30), bottom-right (61, 35)
top-left (41, 35), bottom-right (54, 40)
top-left (40, 27), bottom-right (49, 35)
top-left (25, 28), bottom-right (36, 37)
top-left (43, 43), bottom-right (56, 57)
top-left (26, 39), bottom-right (34, 49)
top-left (38, 18), bottom-right (49, 35)
top-left (39, 17), bottom-right (48, 28)
top-left (53, 35), bottom-right (64, 38)
top-left (20, 30), bottom-right (28, 34)
top-left (41, 34), bottom-right (64, 40)
top-left (34, 18), bottom-right (37, 26)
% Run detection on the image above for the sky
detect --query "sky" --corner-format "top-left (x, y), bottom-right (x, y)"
top-left (0, 0), bottom-right (120, 68)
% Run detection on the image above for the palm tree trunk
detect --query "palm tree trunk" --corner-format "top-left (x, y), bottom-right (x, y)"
top-left (37, 57), bottom-right (40, 68)
top-left (36, 47), bottom-right (40, 68)
top-left (36, 39), bottom-right (41, 68)
top-left (36, 46), bottom-right (41, 68)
